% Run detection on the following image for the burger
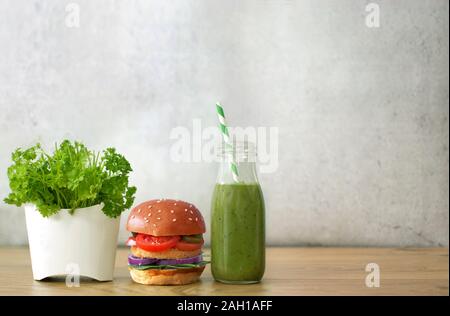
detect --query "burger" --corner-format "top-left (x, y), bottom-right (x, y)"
top-left (125, 199), bottom-right (207, 285)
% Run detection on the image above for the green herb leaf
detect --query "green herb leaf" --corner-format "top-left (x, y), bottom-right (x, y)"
top-left (4, 140), bottom-right (136, 218)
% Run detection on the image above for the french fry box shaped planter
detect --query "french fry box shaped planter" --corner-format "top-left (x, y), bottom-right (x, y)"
top-left (24, 203), bottom-right (119, 281)
top-left (4, 140), bottom-right (136, 281)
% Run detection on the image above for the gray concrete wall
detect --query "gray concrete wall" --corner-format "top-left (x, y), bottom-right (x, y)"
top-left (0, 0), bottom-right (448, 246)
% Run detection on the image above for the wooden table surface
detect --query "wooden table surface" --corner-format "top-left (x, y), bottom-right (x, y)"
top-left (0, 247), bottom-right (447, 296)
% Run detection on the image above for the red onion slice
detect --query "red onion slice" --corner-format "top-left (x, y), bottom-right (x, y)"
top-left (128, 254), bottom-right (203, 266)
top-left (125, 237), bottom-right (136, 247)
top-left (157, 255), bottom-right (203, 265)
top-left (128, 255), bottom-right (159, 265)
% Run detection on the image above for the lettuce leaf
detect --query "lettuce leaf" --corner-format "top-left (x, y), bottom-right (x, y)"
top-left (129, 261), bottom-right (210, 270)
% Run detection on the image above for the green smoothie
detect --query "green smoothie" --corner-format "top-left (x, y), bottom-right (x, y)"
top-left (211, 183), bottom-right (265, 283)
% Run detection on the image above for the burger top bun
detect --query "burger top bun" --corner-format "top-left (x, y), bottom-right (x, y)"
top-left (126, 199), bottom-right (206, 236)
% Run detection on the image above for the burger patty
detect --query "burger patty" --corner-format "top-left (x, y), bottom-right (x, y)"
top-left (131, 246), bottom-right (201, 259)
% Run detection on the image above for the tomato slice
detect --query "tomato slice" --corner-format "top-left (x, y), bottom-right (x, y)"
top-left (136, 234), bottom-right (180, 252)
top-left (176, 239), bottom-right (204, 251)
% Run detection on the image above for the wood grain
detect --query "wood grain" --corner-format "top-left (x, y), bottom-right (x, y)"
top-left (0, 247), bottom-right (447, 296)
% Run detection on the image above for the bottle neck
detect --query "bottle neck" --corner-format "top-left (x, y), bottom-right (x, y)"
top-left (216, 141), bottom-right (259, 184)
top-left (216, 159), bottom-right (259, 184)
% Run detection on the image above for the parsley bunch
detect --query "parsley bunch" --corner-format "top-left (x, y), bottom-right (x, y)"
top-left (4, 140), bottom-right (137, 218)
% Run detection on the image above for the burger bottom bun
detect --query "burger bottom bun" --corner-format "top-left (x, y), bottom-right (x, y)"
top-left (129, 266), bottom-right (205, 285)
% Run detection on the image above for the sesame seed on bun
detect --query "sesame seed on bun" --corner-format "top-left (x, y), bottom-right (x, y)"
top-left (126, 199), bottom-right (206, 236)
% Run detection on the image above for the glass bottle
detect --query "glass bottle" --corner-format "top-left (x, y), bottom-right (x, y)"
top-left (211, 141), bottom-right (265, 284)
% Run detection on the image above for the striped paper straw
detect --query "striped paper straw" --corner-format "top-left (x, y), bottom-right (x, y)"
top-left (216, 102), bottom-right (239, 182)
